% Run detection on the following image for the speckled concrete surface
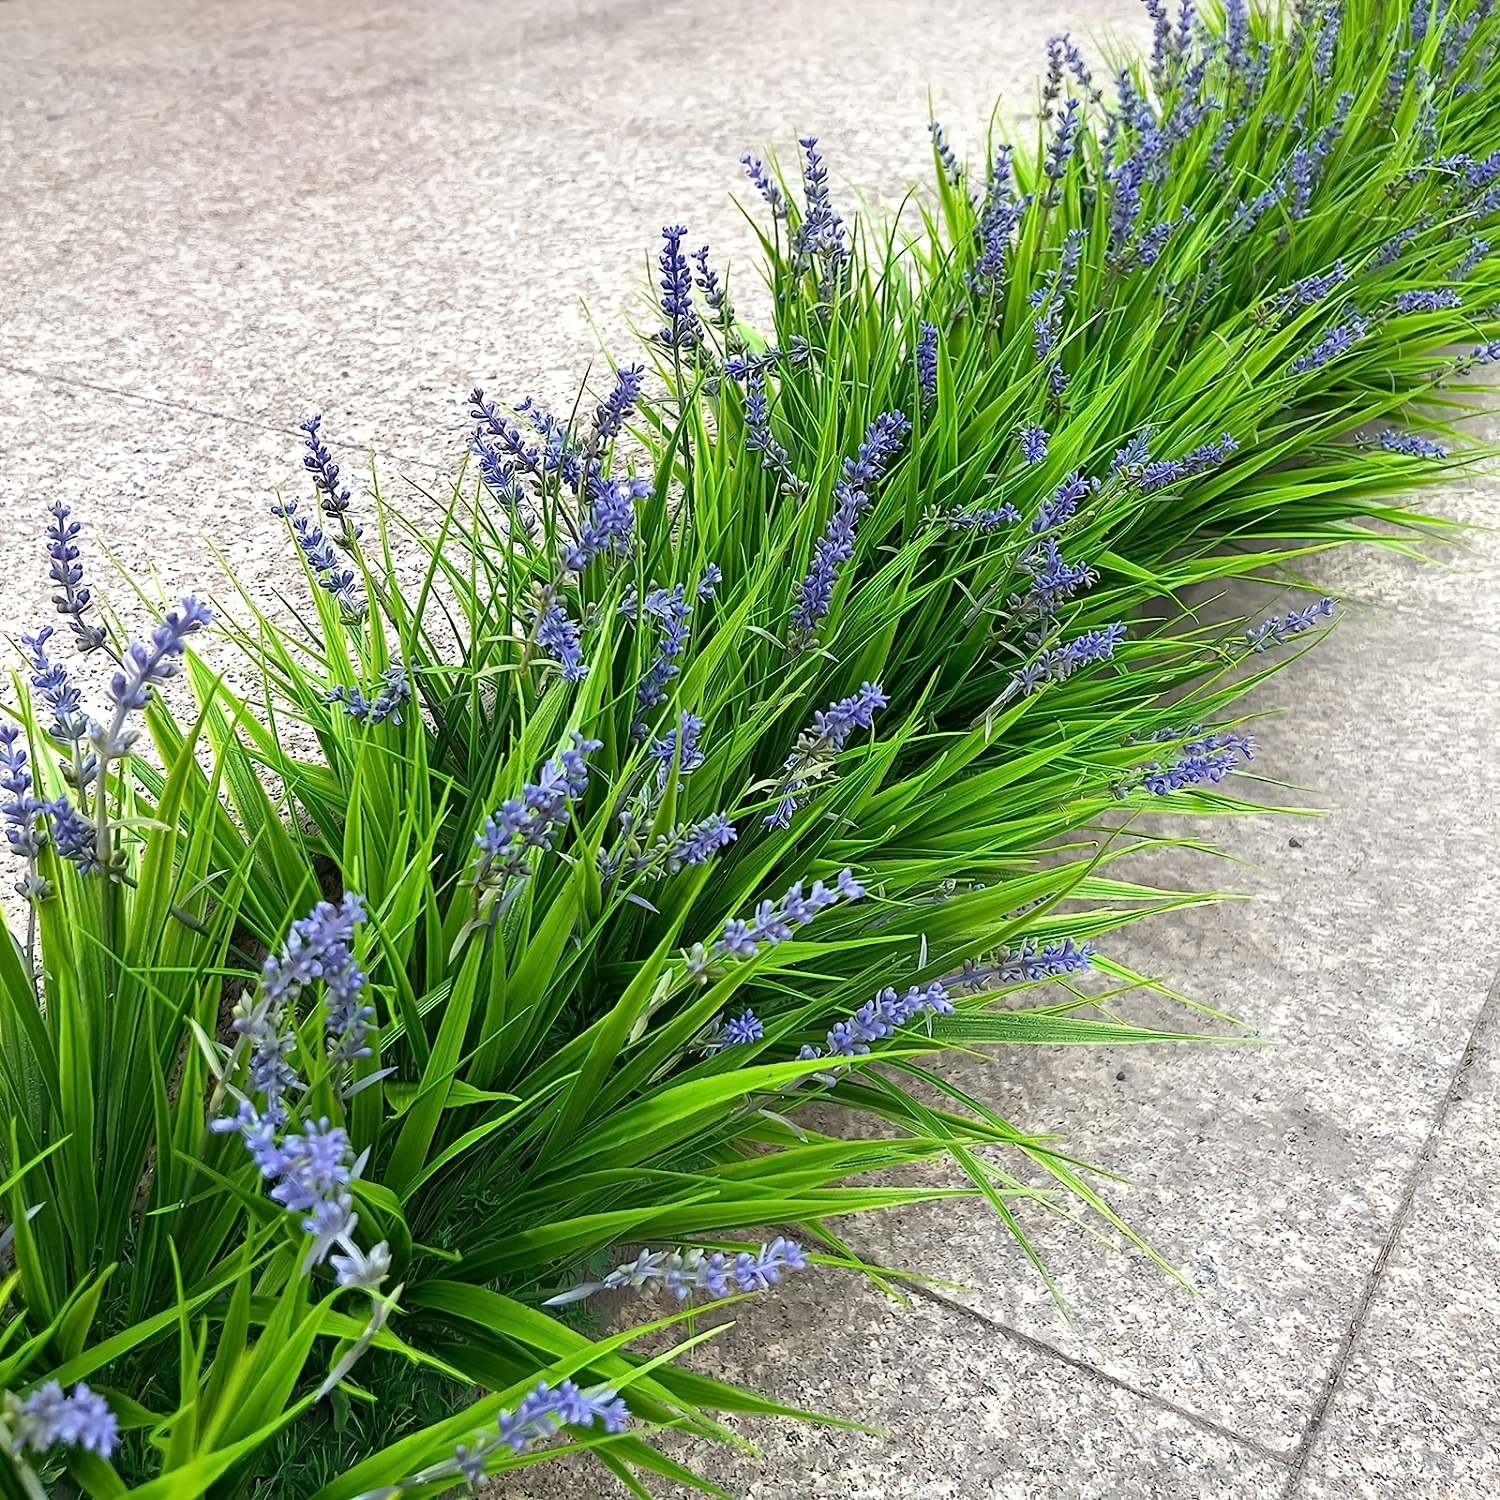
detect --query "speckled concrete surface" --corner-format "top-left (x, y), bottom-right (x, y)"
top-left (3, 2), bottom-right (1499, 1498)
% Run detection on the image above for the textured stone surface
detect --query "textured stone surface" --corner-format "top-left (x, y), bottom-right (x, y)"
top-left (493, 1277), bottom-right (1288, 1500)
top-left (3, 2), bottom-right (1500, 1498)
top-left (1295, 997), bottom-right (1500, 1500)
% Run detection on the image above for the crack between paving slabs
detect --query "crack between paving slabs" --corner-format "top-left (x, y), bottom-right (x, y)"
top-left (1280, 958), bottom-right (1500, 1498)
top-left (905, 1281), bottom-right (1292, 1468)
top-left (0, 361), bottom-right (450, 481)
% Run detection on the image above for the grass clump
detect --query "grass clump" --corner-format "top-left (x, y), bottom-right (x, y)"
top-left (0, 1), bottom-right (1497, 1495)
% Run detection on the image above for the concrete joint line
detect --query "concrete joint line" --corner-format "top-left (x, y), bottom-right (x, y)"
top-left (907, 1282), bottom-right (1291, 1468)
top-left (1279, 958), bottom-right (1500, 1498)
top-left (0, 361), bottom-right (448, 480)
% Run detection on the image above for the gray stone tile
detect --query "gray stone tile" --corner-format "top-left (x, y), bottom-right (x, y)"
top-left (492, 1276), bottom-right (1287, 1500)
top-left (0, 0), bottom-right (1149, 472)
top-left (824, 597), bottom-right (1500, 1452)
top-left (1294, 997), bottom-right (1500, 1500)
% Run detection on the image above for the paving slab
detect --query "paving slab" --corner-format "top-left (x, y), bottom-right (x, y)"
top-left (1292, 985), bottom-right (1500, 1500)
top-left (494, 1276), bottom-right (1287, 1500)
top-left (827, 588), bottom-right (1500, 1452)
top-left (0, 0), bottom-right (1150, 480)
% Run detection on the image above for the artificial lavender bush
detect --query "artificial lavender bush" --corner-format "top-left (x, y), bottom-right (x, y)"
top-left (1, 2), bottom-right (1497, 1496)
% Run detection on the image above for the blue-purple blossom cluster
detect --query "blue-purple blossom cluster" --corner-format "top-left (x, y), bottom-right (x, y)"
top-left (471, 735), bottom-right (601, 903)
top-left (93, 597), bottom-right (214, 763)
top-left (1010, 623), bottom-right (1128, 695)
top-left (564, 475), bottom-right (649, 573)
top-left (273, 500), bottom-right (364, 614)
top-left (744, 370), bottom-right (803, 494)
top-left (1019, 424), bottom-right (1050, 466)
top-left (0, 725), bottom-right (46, 900)
top-left (1031, 471), bottom-right (1091, 534)
top-left (951, 938), bottom-right (1095, 991)
top-left (689, 868), bottom-right (865, 973)
top-left (929, 119), bottom-right (961, 184)
top-left (740, 152), bottom-right (787, 217)
top-left (657, 224), bottom-right (704, 351)
top-left (792, 135), bottom-right (849, 286)
top-left (1290, 314), bottom-right (1369, 374)
top-left (592, 364), bottom-right (646, 446)
top-left (299, 414), bottom-right (357, 537)
top-left (635, 584), bottom-right (694, 711)
top-left (790, 412), bottom-right (909, 637)
top-left (1391, 288), bottom-right (1462, 315)
top-left (971, 144), bottom-right (1024, 294)
top-left (798, 981), bottom-right (954, 1064)
top-left (439, 1381), bottom-right (631, 1493)
top-left (916, 321), bottom-right (939, 398)
top-left (45, 502), bottom-right (106, 654)
top-left (1245, 596), bottom-right (1335, 650)
top-left (763, 683), bottom-right (889, 828)
top-left (1137, 433), bottom-right (1238, 493)
top-left (534, 595), bottom-right (588, 682)
top-left (1121, 731), bottom-right (1256, 796)
top-left (325, 665), bottom-right (411, 725)
top-left (1019, 536), bottom-right (1097, 615)
top-left (9, 1381), bottom-right (119, 1460)
top-left (649, 710), bottom-right (705, 791)
top-left (546, 1238), bottom-right (806, 1306)
top-left (1378, 429), bottom-right (1449, 459)
top-left (212, 895), bottom-right (389, 1291)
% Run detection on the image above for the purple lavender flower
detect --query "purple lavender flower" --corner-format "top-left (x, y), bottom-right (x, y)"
top-left (1448, 237), bottom-right (1490, 283)
top-left (1107, 154), bottom-right (1146, 262)
top-left (636, 585), bottom-right (693, 710)
top-left (762, 684), bottom-right (888, 828)
top-left (1133, 731), bottom-right (1254, 794)
top-left (1290, 314), bottom-right (1369, 374)
top-left (1378, 429), bottom-right (1449, 459)
top-left (1391, 288), bottom-right (1462, 314)
top-left (274, 502), bottom-right (363, 613)
top-left (740, 153), bottom-right (787, 217)
top-left (22, 627), bottom-right (88, 754)
top-left (299, 413), bottom-right (356, 534)
top-left (1245, 595), bottom-right (1335, 650)
top-left (953, 938), bottom-right (1095, 991)
top-left (534, 595), bottom-right (588, 682)
top-left (929, 119), bottom-right (961, 183)
top-left (657, 225), bottom-right (704, 351)
top-left (690, 245), bottom-right (733, 319)
top-left (916, 321), bottom-right (939, 398)
top-left (719, 1008), bottom-right (764, 1046)
top-left (494, 1381), bottom-right (629, 1455)
top-left (790, 413), bottom-right (909, 637)
top-left (1021, 537), bottom-right (1097, 614)
top-left (325, 665), bottom-right (412, 725)
top-left (948, 501), bottom-right (1021, 533)
top-left (547, 1239), bottom-right (806, 1307)
top-left (1137, 433), bottom-right (1238, 493)
top-left (1275, 262), bottom-right (1348, 313)
top-left (1225, 0), bottom-right (1250, 71)
top-left (1010, 622), bottom-right (1127, 695)
top-left (563, 475), bottom-right (647, 572)
top-left (1019, 424), bottom-right (1050, 466)
top-left (93, 598), bottom-right (214, 762)
top-left (46, 795), bottom-right (100, 873)
top-left (800, 981), bottom-right (954, 1064)
top-left (743, 370), bottom-right (803, 494)
top-left (668, 813), bottom-right (737, 869)
top-left (1311, 1), bottom-right (1341, 82)
top-left (1042, 97), bottom-right (1083, 199)
top-left (1031, 471), bottom-right (1091, 534)
top-left (694, 867), bottom-right (863, 967)
top-left (793, 135), bottom-right (849, 276)
top-left (970, 144), bottom-right (1023, 295)
top-left (16, 1382), bottom-right (119, 1459)
top-left (469, 389), bottom-right (544, 476)
top-left (592, 364), bottom-right (646, 446)
top-left (471, 734), bottom-right (602, 899)
top-left (1, 725), bottom-right (44, 857)
top-left (650, 711), bottom-right (705, 790)
top-left (1470, 341), bottom-right (1500, 366)
top-left (44, 502), bottom-right (107, 654)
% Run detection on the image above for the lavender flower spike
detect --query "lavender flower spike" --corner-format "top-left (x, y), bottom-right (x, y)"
top-left (798, 981), bottom-right (954, 1066)
top-left (740, 152), bottom-right (787, 218)
top-left (657, 225), bottom-right (704, 351)
top-left (916, 321), bottom-right (939, 398)
top-left (592, 364), bottom-right (646, 446)
top-left (1245, 596), bottom-right (1335, 651)
top-left (44, 502), bottom-right (107, 654)
top-left (763, 684), bottom-right (888, 828)
top-left (546, 1237), bottom-right (807, 1307)
top-left (689, 866), bottom-right (865, 973)
top-left (93, 597), bottom-right (214, 763)
top-left (14, 1381), bottom-right (119, 1459)
top-left (1019, 424), bottom-right (1049, 466)
top-left (299, 413), bottom-right (356, 534)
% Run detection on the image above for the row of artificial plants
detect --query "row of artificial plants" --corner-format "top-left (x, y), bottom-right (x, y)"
top-left (1, 1), bottom-right (1497, 1495)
